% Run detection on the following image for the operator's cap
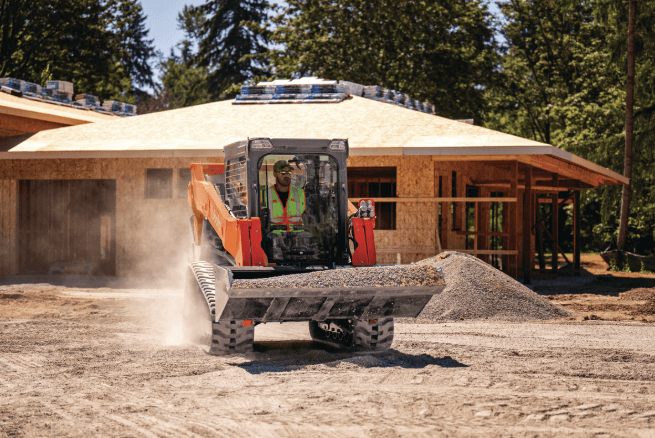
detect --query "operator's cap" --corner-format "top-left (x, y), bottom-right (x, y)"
top-left (273, 160), bottom-right (291, 173)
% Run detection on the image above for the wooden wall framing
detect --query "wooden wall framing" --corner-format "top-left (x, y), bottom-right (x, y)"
top-left (0, 153), bottom-right (587, 279)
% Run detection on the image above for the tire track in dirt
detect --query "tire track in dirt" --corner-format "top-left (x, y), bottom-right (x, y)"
top-left (0, 353), bottom-right (44, 372)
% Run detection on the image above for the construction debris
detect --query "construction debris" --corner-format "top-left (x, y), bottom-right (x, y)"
top-left (410, 252), bottom-right (573, 321)
top-left (231, 264), bottom-right (446, 289)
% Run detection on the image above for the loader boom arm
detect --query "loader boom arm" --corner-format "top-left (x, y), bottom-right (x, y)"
top-left (188, 163), bottom-right (267, 267)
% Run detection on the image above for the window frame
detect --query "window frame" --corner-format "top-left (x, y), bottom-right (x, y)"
top-left (347, 167), bottom-right (397, 230)
top-left (145, 168), bottom-right (173, 199)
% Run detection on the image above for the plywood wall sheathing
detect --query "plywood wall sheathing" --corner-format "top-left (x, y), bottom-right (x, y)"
top-left (0, 180), bottom-right (18, 275)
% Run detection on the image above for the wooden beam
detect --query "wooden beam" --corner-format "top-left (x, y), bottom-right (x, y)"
top-left (454, 231), bottom-right (509, 236)
top-left (456, 249), bottom-right (519, 255)
top-left (536, 196), bottom-right (546, 271)
top-left (509, 161), bottom-right (518, 278)
top-left (348, 197), bottom-right (517, 203)
top-left (529, 155), bottom-right (602, 187)
top-left (552, 174), bottom-right (559, 274)
top-left (431, 155), bottom-right (525, 162)
top-left (473, 182), bottom-right (585, 191)
top-left (538, 222), bottom-right (570, 264)
top-left (523, 165), bottom-right (533, 284)
top-left (574, 190), bottom-right (581, 275)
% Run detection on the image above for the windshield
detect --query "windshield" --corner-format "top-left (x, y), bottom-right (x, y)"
top-left (258, 154), bottom-right (339, 265)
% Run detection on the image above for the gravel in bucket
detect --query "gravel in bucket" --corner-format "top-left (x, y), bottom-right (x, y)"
top-left (231, 264), bottom-right (445, 290)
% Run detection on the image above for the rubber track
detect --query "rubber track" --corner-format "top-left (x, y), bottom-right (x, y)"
top-left (189, 261), bottom-right (254, 354)
top-left (189, 261), bottom-right (217, 320)
top-left (353, 317), bottom-right (394, 351)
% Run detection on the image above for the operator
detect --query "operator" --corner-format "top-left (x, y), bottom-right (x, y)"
top-left (261, 160), bottom-right (306, 234)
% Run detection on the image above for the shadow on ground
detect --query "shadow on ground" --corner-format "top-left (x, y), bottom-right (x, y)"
top-left (237, 342), bottom-right (469, 374)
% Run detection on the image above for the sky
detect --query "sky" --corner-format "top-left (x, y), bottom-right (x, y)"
top-left (140, 0), bottom-right (205, 59)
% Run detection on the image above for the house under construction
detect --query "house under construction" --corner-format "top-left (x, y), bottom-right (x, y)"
top-left (0, 80), bottom-right (627, 281)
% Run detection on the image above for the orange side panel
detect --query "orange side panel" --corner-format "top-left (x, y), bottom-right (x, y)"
top-left (235, 220), bottom-right (252, 266)
top-left (249, 217), bottom-right (268, 267)
top-left (202, 164), bottom-right (224, 176)
top-left (351, 218), bottom-right (369, 266)
top-left (363, 219), bottom-right (376, 265)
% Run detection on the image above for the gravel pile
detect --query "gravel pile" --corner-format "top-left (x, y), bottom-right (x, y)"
top-left (231, 264), bottom-right (445, 289)
top-left (411, 252), bottom-right (572, 321)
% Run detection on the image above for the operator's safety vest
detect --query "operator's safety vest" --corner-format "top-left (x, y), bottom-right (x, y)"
top-left (261, 186), bottom-right (306, 233)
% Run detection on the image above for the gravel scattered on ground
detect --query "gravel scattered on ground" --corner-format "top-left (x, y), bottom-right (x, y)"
top-left (410, 251), bottom-right (573, 321)
top-left (231, 264), bottom-right (446, 289)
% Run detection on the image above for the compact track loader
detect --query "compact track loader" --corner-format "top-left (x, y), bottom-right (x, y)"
top-left (185, 138), bottom-right (445, 354)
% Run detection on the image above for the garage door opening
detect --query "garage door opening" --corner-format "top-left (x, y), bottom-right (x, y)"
top-left (18, 180), bottom-right (116, 275)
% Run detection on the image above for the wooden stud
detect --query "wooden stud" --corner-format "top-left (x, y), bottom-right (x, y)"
top-left (574, 189), bottom-right (581, 275)
top-left (0, 180), bottom-right (5, 275)
top-left (552, 174), bottom-right (559, 274)
top-left (523, 165), bottom-right (532, 284)
top-left (536, 199), bottom-right (546, 272)
top-left (433, 168), bottom-right (442, 254)
top-left (347, 197), bottom-right (518, 203)
top-left (509, 161), bottom-right (518, 278)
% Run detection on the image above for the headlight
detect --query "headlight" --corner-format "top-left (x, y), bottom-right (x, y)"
top-left (250, 139), bottom-right (273, 149)
top-left (368, 205), bottom-right (374, 213)
top-left (359, 200), bottom-right (367, 208)
top-left (329, 140), bottom-right (346, 151)
top-left (366, 200), bottom-right (372, 207)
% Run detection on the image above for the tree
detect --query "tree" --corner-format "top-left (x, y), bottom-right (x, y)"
top-left (0, 0), bottom-right (154, 102)
top-left (196, 0), bottom-right (270, 98)
top-left (267, 0), bottom-right (497, 121)
top-left (108, 0), bottom-right (156, 91)
top-left (486, 0), bottom-right (655, 256)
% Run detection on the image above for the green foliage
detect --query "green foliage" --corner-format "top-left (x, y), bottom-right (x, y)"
top-left (195, 0), bottom-right (270, 98)
top-left (266, 0), bottom-right (498, 121)
top-left (0, 0), bottom-right (154, 101)
top-left (485, 0), bottom-right (655, 257)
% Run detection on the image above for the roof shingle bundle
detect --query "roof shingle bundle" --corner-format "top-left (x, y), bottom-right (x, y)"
top-left (234, 79), bottom-right (350, 105)
top-left (1, 76), bottom-right (138, 116)
top-left (362, 85), bottom-right (435, 114)
top-left (233, 77), bottom-right (435, 115)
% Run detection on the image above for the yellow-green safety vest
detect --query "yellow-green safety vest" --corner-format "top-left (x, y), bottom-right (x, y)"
top-left (261, 186), bottom-right (306, 233)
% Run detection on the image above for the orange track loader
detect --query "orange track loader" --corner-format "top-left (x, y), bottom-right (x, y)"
top-left (185, 138), bottom-right (445, 354)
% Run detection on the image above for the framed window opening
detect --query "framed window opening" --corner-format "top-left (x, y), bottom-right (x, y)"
top-left (146, 168), bottom-right (173, 199)
top-left (347, 167), bottom-right (396, 230)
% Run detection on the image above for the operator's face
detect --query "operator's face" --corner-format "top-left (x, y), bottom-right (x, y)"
top-left (275, 167), bottom-right (292, 187)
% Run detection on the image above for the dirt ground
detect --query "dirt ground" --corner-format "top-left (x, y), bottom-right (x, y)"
top-left (1, 255), bottom-right (654, 437)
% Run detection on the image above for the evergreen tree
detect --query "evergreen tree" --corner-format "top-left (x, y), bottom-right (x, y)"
top-left (267, 0), bottom-right (497, 121)
top-left (0, 0), bottom-right (154, 102)
top-left (196, 0), bottom-right (270, 98)
top-left (108, 0), bottom-right (156, 91)
top-left (486, 0), bottom-right (655, 256)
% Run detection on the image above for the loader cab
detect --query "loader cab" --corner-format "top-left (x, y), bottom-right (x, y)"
top-left (223, 138), bottom-right (350, 267)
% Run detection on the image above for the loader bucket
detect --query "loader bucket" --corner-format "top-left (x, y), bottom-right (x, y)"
top-left (186, 262), bottom-right (445, 324)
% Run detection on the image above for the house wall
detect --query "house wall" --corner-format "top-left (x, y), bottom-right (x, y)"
top-left (0, 155), bottom-right (536, 277)
top-left (348, 156), bottom-right (529, 268)
top-left (0, 157), bottom-right (221, 278)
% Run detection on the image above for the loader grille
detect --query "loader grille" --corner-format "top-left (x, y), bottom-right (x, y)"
top-left (224, 156), bottom-right (248, 218)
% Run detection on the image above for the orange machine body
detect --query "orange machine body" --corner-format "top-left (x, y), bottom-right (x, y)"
top-left (188, 163), bottom-right (377, 267)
